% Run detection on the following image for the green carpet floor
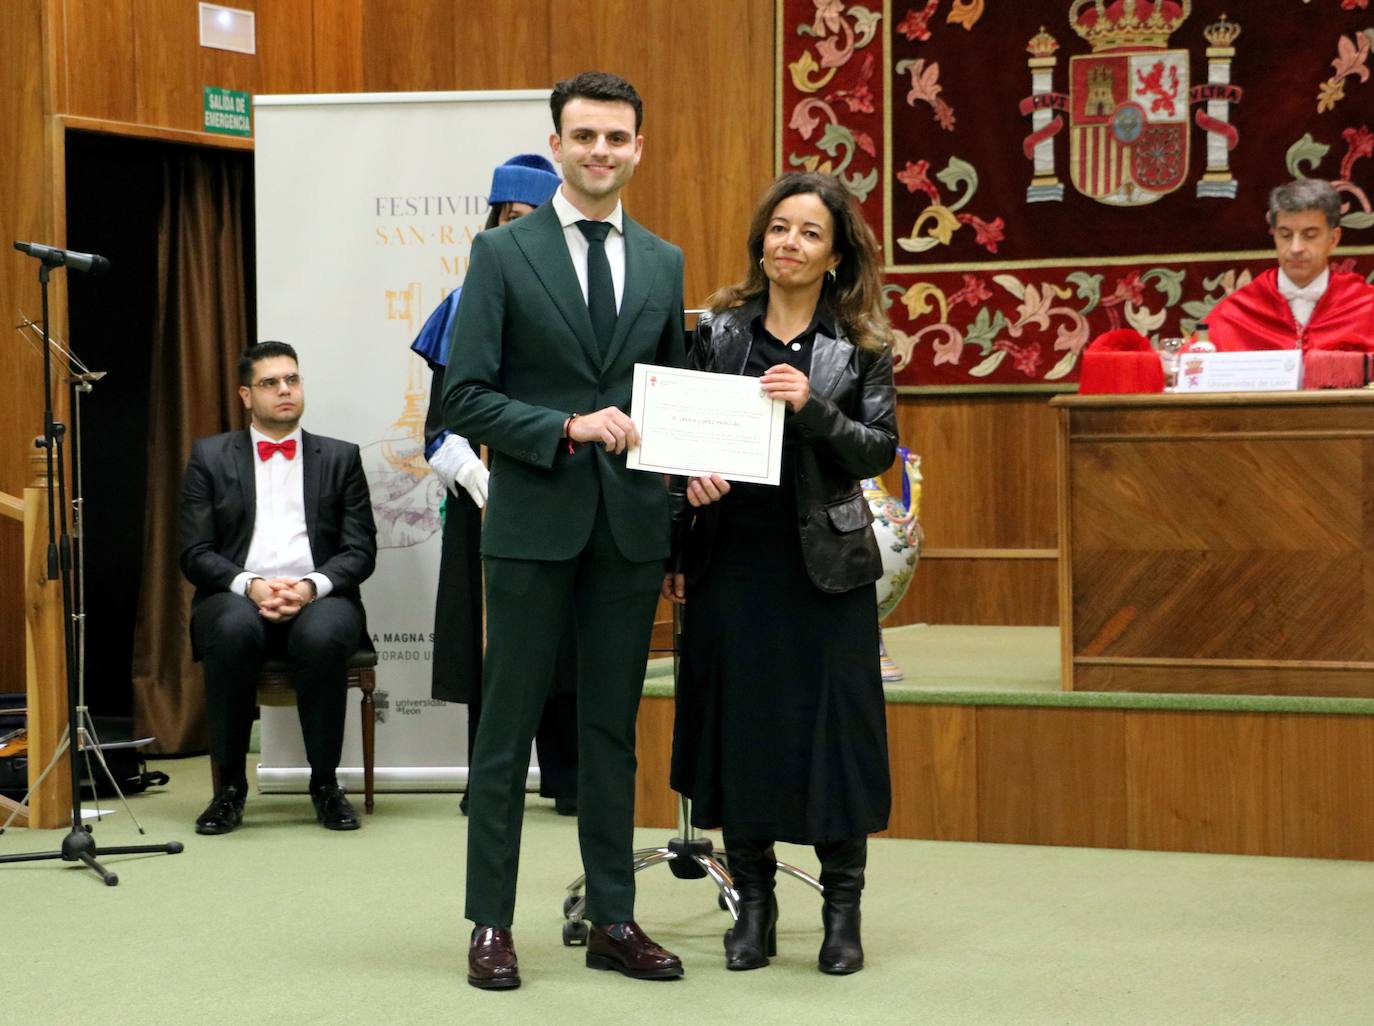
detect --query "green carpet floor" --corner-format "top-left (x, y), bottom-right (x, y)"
top-left (4, 757), bottom-right (1373, 1025)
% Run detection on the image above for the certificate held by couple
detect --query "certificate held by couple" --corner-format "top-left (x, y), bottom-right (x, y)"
top-left (625, 363), bottom-right (784, 485)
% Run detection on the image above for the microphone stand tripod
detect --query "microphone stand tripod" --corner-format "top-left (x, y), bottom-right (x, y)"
top-left (0, 254), bottom-right (182, 884)
top-left (1, 318), bottom-right (155, 837)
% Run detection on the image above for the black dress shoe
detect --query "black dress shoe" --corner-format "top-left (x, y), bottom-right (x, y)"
top-left (585, 921), bottom-right (684, 980)
top-left (468, 926), bottom-right (520, 990)
top-left (311, 784), bottom-right (361, 831)
top-left (195, 785), bottom-right (245, 835)
top-left (554, 795), bottom-right (578, 817)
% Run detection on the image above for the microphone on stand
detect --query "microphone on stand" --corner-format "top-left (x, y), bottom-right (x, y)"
top-left (13, 241), bottom-right (111, 275)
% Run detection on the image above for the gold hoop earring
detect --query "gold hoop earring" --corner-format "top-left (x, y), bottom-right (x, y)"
top-left (758, 257), bottom-right (765, 268)
top-left (826, 267), bottom-right (837, 282)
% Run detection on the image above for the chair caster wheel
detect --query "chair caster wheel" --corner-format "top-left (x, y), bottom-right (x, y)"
top-left (562, 919), bottom-right (589, 946)
top-left (562, 894), bottom-right (581, 917)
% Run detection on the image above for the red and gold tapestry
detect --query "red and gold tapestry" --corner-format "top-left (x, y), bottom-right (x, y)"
top-left (779, 0), bottom-right (1374, 389)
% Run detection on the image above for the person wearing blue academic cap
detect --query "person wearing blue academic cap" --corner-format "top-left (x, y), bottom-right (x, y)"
top-left (410, 153), bottom-right (579, 819)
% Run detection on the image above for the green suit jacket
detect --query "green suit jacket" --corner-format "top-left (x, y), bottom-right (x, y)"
top-left (441, 201), bottom-right (686, 563)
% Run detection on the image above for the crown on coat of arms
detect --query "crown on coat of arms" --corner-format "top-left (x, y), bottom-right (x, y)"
top-left (1027, 26), bottom-right (1060, 58)
top-left (1069, 0), bottom-right (1191, 52)
top-left (1203, 14), bottom-right (1242, 48)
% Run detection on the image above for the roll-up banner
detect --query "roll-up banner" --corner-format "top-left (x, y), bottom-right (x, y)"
top-left (253, 90), bottom-right (552, 794)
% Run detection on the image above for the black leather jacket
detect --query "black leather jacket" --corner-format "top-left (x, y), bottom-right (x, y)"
top-left (678, 300), bottom-right (898, 594)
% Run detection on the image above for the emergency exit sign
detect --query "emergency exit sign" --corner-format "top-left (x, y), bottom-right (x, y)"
top-left (203, 86), bottom-right (251, 137)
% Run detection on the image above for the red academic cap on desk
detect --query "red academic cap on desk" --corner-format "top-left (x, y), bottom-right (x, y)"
top-left (1077, 328), bottom-right (1165, 395)
top-left (1303, 338), bottom-right (1374, 390)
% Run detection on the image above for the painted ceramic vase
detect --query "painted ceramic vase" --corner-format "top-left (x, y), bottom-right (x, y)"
top-left (862, 447), bottom-right (923, 681)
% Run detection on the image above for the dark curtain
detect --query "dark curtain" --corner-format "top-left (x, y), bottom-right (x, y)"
top-left (131, 148), bottom-right (251, 753)
top-left (64, 133), bottom-right (163, 723)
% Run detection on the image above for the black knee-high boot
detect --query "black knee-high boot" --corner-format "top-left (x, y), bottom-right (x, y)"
top-left (722, 834), bottom-right (778, 970)
top-left (816, 835), bottom-right (867, 974)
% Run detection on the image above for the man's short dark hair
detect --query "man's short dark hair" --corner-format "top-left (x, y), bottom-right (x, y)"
top-left (550, 71), bottom-right (643, 135)
top-left (1267, 179), bottom-right (1342, 229)
top-left (239, 340), bottom-right (298, 387)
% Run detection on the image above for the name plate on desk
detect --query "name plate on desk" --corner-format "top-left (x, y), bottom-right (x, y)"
top-left (1174, 350), bottom-right (1303, 393)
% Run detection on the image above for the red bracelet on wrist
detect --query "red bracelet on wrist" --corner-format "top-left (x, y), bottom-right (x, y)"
top-left (565, 414), bottom-right (580, 454)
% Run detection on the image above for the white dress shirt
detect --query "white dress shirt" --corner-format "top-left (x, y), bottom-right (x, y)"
top-left (1277, 267), bottom-right (1330, 329)
top-left (230, 426), bottom-right (333, 599)
top-left (552, 187), bottom-right (626, 312)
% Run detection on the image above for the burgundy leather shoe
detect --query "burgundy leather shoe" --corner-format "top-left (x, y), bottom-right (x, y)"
top-left (585, 921), bottom-right (684, 980)
top-left (467, 926), bottom-right (520, 990)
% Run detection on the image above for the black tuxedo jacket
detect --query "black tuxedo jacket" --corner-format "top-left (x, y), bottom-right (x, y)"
top-left (178, 429), bottom-right (377, 648)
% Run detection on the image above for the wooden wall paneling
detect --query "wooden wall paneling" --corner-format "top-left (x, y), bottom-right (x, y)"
top-left (1065, 391), bottom-right (1374, 436)
top-left (54, 0), bottom-right (138, 121)
top-left (1125, 710), bottom-right (1285, 857)
top-left (254, 0), bottom-right (317, 96)
top-left (1073, 553), bottom-right (1365, 662)
top-left (1073, 663), bottom-right (1374, 699)
top-left (2, 0), bottom-right (53, 498)
top-left (636, 694), bottom-right (1374, 860)
top-left (546, 0), bottom-right (636, 77)
top-left (132, 0), bottom-right (206, 131)
top-left (547, 0), bottom-right (776, 308)
top-left (44, 0), bottom-right (68, 114)
top-left (0, 521), bottom-right (22, 694)
top-left (634, 696), bottom-right (678, 829)
top-left (631, 0), bottom-right (776, 308)
top-left (1070, 439), bottom-right (1363, 555)
top-left (886, 396), bottom-right (1059, 551)
top-left (882, 704), bottom-right (977, 841)
top-left (1367, 436), bottom-right (1374, 660)
top-left (311, 0), bottom-right (364, 93)
top-left (1277, 713), bottom-right (1374, 860)
top-left (876, 396), bottom-right (1061, 626)
top-left (2, 0), bottom-right (58, 697)
top-left (1060, 397), bottom-right (1374, 694)
top-left (1069, 438), bottom-right (1365, 663)
top-left (195, 1), bottom-right (269, 121)
top-left (892, 556), bottom-right (1057, 627)
top-left (975, 706), bottom-right (1127, 848)
top-left (26, 453), bottom-right (73, 827)
top-left (1056, 405), bottom-right (1074, 687)
top-left (451, 0), bottom-right (551, 91)
top-left (360, 0), bottom-right (454, 92)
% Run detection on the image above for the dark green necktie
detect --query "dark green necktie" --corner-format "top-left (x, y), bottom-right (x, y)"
top-left (576, 219), bottom-right (617, 358)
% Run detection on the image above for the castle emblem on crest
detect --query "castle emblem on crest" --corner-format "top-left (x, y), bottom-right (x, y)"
top-left (1019, 1), bottom-right (1243, 207)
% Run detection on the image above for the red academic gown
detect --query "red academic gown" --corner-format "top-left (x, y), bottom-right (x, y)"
top-left (1208, 268), bottom-right (1374, 351)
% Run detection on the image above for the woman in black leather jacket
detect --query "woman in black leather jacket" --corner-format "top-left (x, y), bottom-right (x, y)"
top-left (665, 171), bottom-right (897, 975)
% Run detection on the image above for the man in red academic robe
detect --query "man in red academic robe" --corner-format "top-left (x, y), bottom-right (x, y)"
top-left (1208, 179), bottom-right (1374, 351)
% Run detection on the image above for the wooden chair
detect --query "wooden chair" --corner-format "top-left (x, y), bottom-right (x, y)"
top-left (213, 648), bottom-right (379, 812)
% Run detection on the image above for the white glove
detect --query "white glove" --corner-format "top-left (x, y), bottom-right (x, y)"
top-left (454, 458), bottom-right (489, 509)
top-left (428, 434), bottom-right (483, 502)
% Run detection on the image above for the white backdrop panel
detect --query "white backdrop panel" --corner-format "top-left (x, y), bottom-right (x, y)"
top-left (252, 90), bottom-right (552, 793)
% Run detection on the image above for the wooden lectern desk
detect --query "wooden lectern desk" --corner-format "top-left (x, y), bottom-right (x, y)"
top-left (1053, 390), bottom-right (1374, 698)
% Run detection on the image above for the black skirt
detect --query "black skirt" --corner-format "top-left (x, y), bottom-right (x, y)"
top-left (670, 494), bottom-right (891, 844)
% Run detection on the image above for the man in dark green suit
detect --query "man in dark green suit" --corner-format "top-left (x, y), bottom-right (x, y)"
top-left (443, 72), bottom-right (687, 990)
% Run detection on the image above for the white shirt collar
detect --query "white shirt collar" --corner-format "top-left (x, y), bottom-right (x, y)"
top-left (1277, 267), bottom-right (1329, 301)
top-left (552, 187), bottom-right (624, 235)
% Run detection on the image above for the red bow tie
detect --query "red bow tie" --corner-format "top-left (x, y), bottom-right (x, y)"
top-left (257, 439), bottom-right (297, 462)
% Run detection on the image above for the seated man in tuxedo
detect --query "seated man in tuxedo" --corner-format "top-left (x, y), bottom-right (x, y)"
top-left (178, 340), bottom-right (377, 834)
top-left (1210, 178), bottom-right (1374, 351)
